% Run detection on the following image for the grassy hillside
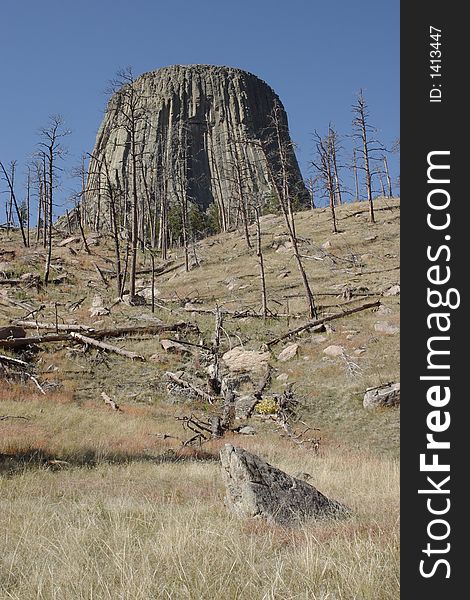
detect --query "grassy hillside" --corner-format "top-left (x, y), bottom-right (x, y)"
top-left (0, 198), bottom-right (400, 599)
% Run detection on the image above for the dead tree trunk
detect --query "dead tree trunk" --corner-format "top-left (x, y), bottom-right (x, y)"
top-left (0, 161), bottom-right (27, 247)
top-left (353, 149), bottom-right (360, 201)
top-left (255, 206), bottom-right (268, 318)
top-left (256, 104), bottom-right (317, 319)
top-left (383, 156), bottom-right (393, 197)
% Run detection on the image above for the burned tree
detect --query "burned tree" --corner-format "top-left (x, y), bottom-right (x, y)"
top-left (104, 67), bottom-right (149, 298)
top-left (352, 90), bottom-right (385, 223)
top-left (258, 102), bottom-right (317, 320)
top-left (37, 115), bottom-right (70, 284)
top-left (254, 205), bottom-right (268, 318)
top-left (311, 129), bottom-right (339, 233)
top-left (0, 160), bottom-right (28, 247)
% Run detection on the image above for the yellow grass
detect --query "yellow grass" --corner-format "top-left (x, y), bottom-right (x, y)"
top-left (0, 446), bottom-right (399, 600)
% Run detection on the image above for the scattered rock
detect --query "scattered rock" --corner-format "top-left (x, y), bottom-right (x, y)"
top-left (376, 304), bottom-right (392, 316)
top-left (277, 270), bottom-right (290, 279)
top-left (160, 339), bottom-right (191, 354)
top-left (363, 382), bottom-right (400, 410)
top-left (222, 347), bottom-right (270, 373)
top-left (122, 293), bottom-right (146, 306)
top-left (238, 426), bottom-right (256, 436)
top-left (89, 295), bottom-right (109, 317)
top-left (374, 321), bottom-right (399, 335)
top-left (234, 395), bottom-right (258, 419)
top-left (321, 240), bottom-right (332, 249)
top-left (139, 286), bottom-right (160, 301)
top-left (312, 335), bottom-right (327, 344)
top-left (364, 235), bottom-right (377, 242)
top-left (85, 234), bottom-right (101, 247)
top-left (383, 284), bottom-right (400, 296)
top-left (354, 348), bottom-right (366, 356)
top-left (277, 344), bottom-right (299, 362)
top-left (57, 236), bottom-right (80, 247)
top-left (275, 240), bottom-right (293, 253)
top-left (323, 345), bottom-right (344, 357)
top-left (220, 444), bottom-right (349, 525)
top-left (225, 277), bottom-right (242, 291)
top-left (276, 373), bottom-right (289, 382)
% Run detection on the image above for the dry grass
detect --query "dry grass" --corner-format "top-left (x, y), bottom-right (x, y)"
top-left (0, 446), bottom-right (399, 600)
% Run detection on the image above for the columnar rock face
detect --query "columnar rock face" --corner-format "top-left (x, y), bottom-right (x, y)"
top-left (85, 65), bottom-right (307, 232)
top-left (220, 444), bottom-right (349, 525)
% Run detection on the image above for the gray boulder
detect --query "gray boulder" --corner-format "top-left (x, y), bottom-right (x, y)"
top-left (220, 444), bottom-right (349, 525)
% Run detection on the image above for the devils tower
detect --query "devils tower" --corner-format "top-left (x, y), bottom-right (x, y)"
top-left (85, 65), bottom-right (307, 238)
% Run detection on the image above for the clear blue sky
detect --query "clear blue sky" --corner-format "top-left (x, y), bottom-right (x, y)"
top-left (0, 0), bottom-right (399, 215)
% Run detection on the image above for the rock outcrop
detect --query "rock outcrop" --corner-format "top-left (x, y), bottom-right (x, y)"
top-left (85, 65), bottom-right (307, 234)
top-left (220, 444), bottom-right (349, 525)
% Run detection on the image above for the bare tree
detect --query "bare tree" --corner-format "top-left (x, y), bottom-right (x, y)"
top-left (257, 101), bottom-right (317, 319)
top-left (254, 205), bottom-right (268, 318)
top-left (174, 121), bottom-right (191, 271)
top-left (328, 125), bottom-right (343, 206)
top-left (106, 67), bottom-right (148, 298)
top-left (352, 90), bottom-right (385, 223)
top-left (38, 115), bottom-right (70, 285)
top-left (382, 155), bottom-right (393, 197)
top-left (0, 160), bottom-right (28, 246)
top-left (352, 148), bottom-right (360, 201)
top-left (311, 130), bottom-right (338, 233)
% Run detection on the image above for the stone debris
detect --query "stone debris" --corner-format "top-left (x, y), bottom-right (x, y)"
top-left (323, 345), bottom-right (344, 357)
top-left (363, 382), bottom-right (400, 410)
top-left (89, 295), bottom-right (109, 317)
top-left (383, 284), bottom-right (400, 296)
top-left (160, 339), bottom-right (191, 354)
top-left (374, 321), bottom-right (399, 335)
top-left (277, 344), bottom-right (299, 362)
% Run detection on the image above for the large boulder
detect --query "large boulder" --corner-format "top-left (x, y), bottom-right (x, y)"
top-left (220, 444), bottom-right (349, 525)
top-left (222, 347), bottom-right (270, 374)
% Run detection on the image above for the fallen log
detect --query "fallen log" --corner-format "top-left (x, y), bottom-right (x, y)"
top-left (266, 300), bottom-right (381, 348)
top-left (70, 332), bottom-right (145, 361)
top-left (0, 353), bottom-right (29, 367)
top-left (0, 279), bottom-right (25, 285)
top-left (0, 333), bottom-right (69, 349)
top-left (14, 320), bottom-right (95, 332)
top-left (89, 322), bottom-right (198, 339)
top-left (1, 321), bottom-right (198, 349)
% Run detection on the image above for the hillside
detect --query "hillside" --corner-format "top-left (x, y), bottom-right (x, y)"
top-left (0, 198), bottom-right (400, 599)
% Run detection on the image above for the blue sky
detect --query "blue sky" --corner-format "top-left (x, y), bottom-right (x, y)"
top-left (0, 0), bottom-right (399, 214)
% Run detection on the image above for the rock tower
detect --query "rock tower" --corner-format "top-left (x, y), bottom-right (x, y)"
top-left (85, 65), bottom-right (307, 235)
